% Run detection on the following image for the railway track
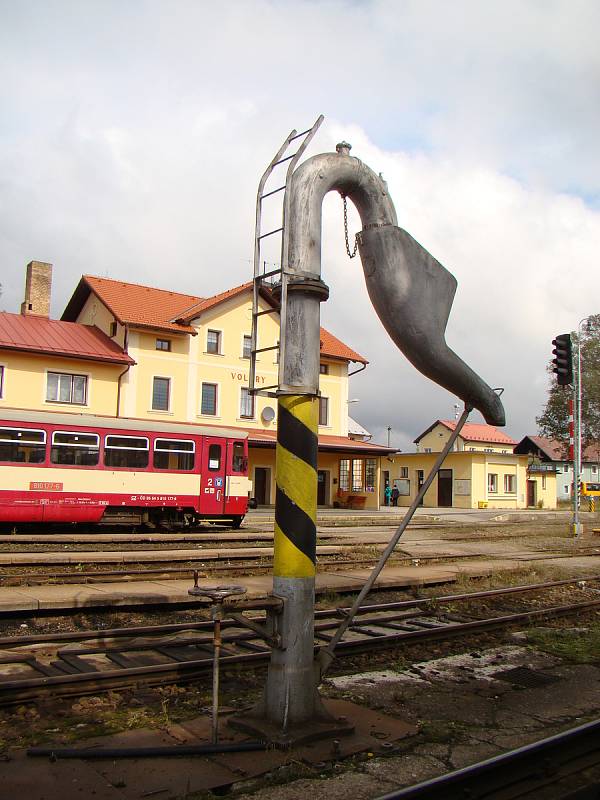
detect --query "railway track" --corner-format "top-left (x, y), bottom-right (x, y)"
top-left (1, 576), bottom-right (598, 705)
top-left (376, 717), bottom-right (600, 800)
top-left (0, 553), bottom-right (491, 587)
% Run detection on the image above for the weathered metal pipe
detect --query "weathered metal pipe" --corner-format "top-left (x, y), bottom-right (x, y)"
top-left (286, 144), bottom-right (505, 425)
top-left (27, 741), bottom-right (269, 759)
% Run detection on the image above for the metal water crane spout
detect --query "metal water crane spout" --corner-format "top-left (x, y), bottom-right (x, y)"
top-left (285, 143), bottom-right (505, 426)
top-left (258, 126), bottom-right (506, 738)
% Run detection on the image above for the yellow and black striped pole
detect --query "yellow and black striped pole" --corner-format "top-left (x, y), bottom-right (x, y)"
top-left (263, 393), bottom-right (321, 727)
top-left (273, 395), bottom-right (318, 580)
top-left (262, 275), bottom-right (329, 730)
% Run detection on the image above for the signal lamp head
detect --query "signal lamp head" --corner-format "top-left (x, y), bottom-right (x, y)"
top-left (551, 333), bottom-right (573, 386)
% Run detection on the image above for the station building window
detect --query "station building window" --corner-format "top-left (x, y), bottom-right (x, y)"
top-left (152, 377), bottom-right (170, 411)
top-left (0, 365), bottom-right (4, 397)
top-left (488, 473), bottom-right (498, 493)
top-left (339, 457), bottom-right (376, 493)
top-left (207, 329), bottom-right (222, 354)
top-left (339, 459), bottom-right (350, 491)
top-left (47, 372), bottom-right (87, 405)
top-left (156, 338), bottom-right (171, 352)
top-left (365, 459), bottom-right (376, 492)
top-left (319, 396), bottom-right (329, 426)
top-left (240, 387), bottom-right (255, 419)
top-left (201, 383), bottom-right (218, 415)
top-left (504, 474), bottom-right (516, 493)
top-left (319, 363), bottom-right (329, 374)
top-left (242, 335), bottom-right (252, 359)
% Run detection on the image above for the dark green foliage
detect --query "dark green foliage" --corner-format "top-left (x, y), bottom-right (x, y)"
top-left (537, 314), bottom-right (600, 448)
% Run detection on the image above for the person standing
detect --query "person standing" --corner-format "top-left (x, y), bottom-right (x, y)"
top-left (384, 483), bottom-right (392, 507)
top-left (391, 485), bottom-right (400, 507)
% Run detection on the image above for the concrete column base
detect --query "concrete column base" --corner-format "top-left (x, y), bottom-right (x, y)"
top-left (227, 705), bottom-right (355, 747)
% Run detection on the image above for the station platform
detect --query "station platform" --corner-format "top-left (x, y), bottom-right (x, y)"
top-left (2, 554), bottom-right (599, 614)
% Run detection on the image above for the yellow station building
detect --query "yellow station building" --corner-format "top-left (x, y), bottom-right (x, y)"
top-left (0, 262), bottom-right (394, 509)
top-left (0, 262), bottom-right (557, 511)
top-left (384, 419), bottom-right (556, 510)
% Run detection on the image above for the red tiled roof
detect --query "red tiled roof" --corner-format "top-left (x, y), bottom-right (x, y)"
top-left (63, 276), bottom-right (367, 363)
top-left (0, 312), bottom-right (134, 365)
top-left (440, 420), bottom-right (517, 445)
top-left (415, 419), bottom-right (517, 446)
top-left (320, 327), bottom-right (367, 364)
top-left (246, 427), bottom-right (393, 454)
top-left (176, 282), bottom-right (253, 321)
top-left (63, 276), bottom-right (202, 334)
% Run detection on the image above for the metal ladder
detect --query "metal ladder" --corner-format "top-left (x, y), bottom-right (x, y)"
top-left (248, 115), bottom-right (324, 397)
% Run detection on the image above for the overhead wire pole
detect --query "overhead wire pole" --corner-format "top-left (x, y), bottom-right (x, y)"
top-left (574, 316), bottom-right (590, 535)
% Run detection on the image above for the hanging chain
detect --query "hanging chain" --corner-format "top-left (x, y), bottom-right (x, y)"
top-left (342, 195), bottom-right (359, 258)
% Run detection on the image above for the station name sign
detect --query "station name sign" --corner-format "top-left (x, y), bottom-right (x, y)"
top-left (230, 371), bottom-right (268, 384)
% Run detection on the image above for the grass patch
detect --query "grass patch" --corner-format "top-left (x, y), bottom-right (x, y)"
top-left (527, 623), bottom-right (600, 663)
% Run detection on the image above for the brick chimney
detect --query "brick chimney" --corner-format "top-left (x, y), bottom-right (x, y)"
top-left (21, 261), bottom-right (53, 317)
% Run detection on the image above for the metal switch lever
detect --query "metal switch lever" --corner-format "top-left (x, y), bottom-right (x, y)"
top-left (188, 582), bottom-right (247, 743)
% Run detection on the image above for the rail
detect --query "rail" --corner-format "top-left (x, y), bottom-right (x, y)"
top-left (375, 717), bottom-right (600, 800)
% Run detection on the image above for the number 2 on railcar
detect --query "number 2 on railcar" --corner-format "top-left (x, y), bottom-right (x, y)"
top-left (0, 409), bottom-right (251, 529)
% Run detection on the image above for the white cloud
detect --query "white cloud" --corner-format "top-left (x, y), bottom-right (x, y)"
top-left (0, 0), bottom-right (598, 450)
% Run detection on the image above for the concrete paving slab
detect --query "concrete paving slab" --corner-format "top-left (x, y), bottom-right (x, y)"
top-left (3, 750), bottom-right (128, 799)
top-left (10, 583), bottom-right (116, 610)
top-left (0, 588), bottom-right (40, 612)
top-left (333, 566), bottom-right (462, 587)
top-left (0, 545), bottom-right (342, 566)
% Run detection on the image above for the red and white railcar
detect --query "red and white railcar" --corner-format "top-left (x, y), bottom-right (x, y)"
top-left (0, 408), bottom-right (250, 528)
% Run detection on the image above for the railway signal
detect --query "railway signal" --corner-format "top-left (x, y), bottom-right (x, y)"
top-left (552, 333), bottom-right (573, 386)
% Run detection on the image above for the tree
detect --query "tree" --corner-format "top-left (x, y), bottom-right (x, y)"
top-left (536, 314), bottom-right (600, 449)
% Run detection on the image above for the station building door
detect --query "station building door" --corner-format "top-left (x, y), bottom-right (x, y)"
top-left (254, 467), bottom-right (271, 505)
top-left (317, 470), bottom-right (329, 506)
top-left (438, 469), bottom-right (453, 507)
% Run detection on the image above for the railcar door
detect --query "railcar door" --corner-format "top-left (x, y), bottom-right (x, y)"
top-left (200, 437), bottom-right (227, 515)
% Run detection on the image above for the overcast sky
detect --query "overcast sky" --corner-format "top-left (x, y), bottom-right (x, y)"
top-left (1, 0), bottom-right (598, 450)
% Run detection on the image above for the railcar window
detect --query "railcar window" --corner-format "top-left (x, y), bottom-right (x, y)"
top-left (231, 441), bottom-right (247, 473)
top-left (104, 435), bottom-right (149, 469)
top-left (50, 431), bottom-right (100, 466)
top-left (208, 443), bottom-right (221, 471)
top-left (0, 427), bottom-right (46, 463)
top-left (153, 438), bottom-right (195, 471)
